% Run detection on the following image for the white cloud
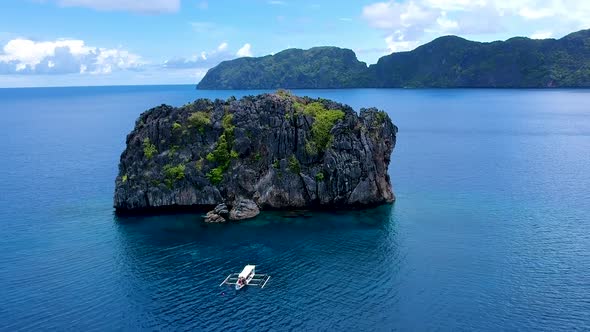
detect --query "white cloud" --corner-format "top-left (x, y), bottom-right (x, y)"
top-left (0, 67), bottom-right (210, 88)
top-left (422, 0), bottom-right (485, 11)
top-left (163, 42), bottom-right (235, 69)
top-left (362, 1), bottom-right (438, 31)
top-left (385, 34), bottom-right (420, 53)
top-left (236, 43), bottom-right (253, 57)
top-left (362, 1), bottom-right (448, 53)
top-left (268, 0), bottom-right (287, 5)
top-left (363, 0), bottom-right (590, 54)
top-left (365, 0), bottom-right (590, 30)
top-left (519, 7), bottom-right (554, 19)
top-left (530, 30), bottom-right (553, 39)
top-left (436, 11), bottom-right (459, 32)
top-left (0, 38), bottom-right (142, 75)
top-left (93, 48), bottom-right (141, 73)
top-left (54, 0), bottom-right (180, 13)
top-left (217, 42), bottom-right (228, 51)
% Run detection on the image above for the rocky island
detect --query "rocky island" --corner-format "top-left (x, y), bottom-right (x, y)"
top-left (114, 91), bottom-right (397, 222)
top-left (198, 29), bottom-right (590, 89)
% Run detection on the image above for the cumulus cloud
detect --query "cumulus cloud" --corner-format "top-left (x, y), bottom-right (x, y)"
top-left (363, 1), bottom-right (438, 31)
top-left (530, 30), bottom-right (553, 39)
top-left (385, 34), bottom-right (421, 53)
top-left (236, 43), bottom-right (253, 57)
top-left (362, 0), bottom-right (590, 53)
top-left (53, 0), bottom-right (180, 13)
top-left (163, 42), bottom-right (234, 69)
top-left (0, 38), bottom-right (142, 75)
top-left (217, 42), bottom-right (228, 52)
top-left (436, 12), bottom-right (459, 31)
top-left (362, 0), bottom-right (451, 53)
top-left (421, 0), bottom-right (485, 11)
top-left (519, 7), bottom-right (554, 20)
top-left (163, 42), bottom-right (255, 70)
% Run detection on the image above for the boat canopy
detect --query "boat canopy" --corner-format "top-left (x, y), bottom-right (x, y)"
top-left (239, 265), bottom-right (255, 278)
top-left (219, 265), bottom-right (270, 289)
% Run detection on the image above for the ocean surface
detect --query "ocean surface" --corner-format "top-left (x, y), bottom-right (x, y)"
top-left (1, 85), bottom-right (589, 331)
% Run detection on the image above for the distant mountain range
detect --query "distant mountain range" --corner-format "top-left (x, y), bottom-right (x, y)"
top-left (197, 29), bottom-right (590, 89)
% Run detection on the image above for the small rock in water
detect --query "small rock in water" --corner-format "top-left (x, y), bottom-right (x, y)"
top-left (229, 198), bottom-right (260, 221)
top-left (203, 204), bottom-right (229, 223)
top-left (213, 203), bottom-right (229, 216)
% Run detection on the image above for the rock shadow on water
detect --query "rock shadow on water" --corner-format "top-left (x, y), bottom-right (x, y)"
top-left (111, 203), bottom-right (398, 266)
top-left (113, 202), bottom-right (395, 236)
top-left (246, 203), bottom-right (396, 229)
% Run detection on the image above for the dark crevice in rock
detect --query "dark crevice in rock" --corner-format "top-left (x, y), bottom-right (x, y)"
top-left (298, 173), bottom-right (312, 204)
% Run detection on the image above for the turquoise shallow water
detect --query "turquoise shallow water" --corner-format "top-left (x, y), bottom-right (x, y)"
top-left (0, 86), bottom-right (589, 331)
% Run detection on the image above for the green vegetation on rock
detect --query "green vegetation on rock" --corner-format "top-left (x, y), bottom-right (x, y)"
top-left (206, 167), bottom-right (224, 184)
top-left (300, 102), bottom-right (344, 155)
top-left (122, 174), bottom-right (128, 183)
top-left (206, 113), bottom-right (236, 184)
top-left (197, 30), bottom-right (590, 89)
top-left (276, 89), bottom-right (294, 98)
top-left (195, 158), bottom-right (204, 171)
top-left (288, 155), bottom-right (301, 174)
top-left (374, 111), bottom-right (387, 125)
top-left (198, 47), bottom-right (373, 89)
top-left (315, 172), bottom-right (325, 182)
top-left (188, 111), bottom-right (211, 133)
top-left (172, 122), bottom-right (182, 131)
top-left (163, 163), bottom-right (185, 188)
top-left (222, 113), bottom-right (235, 133)
top-left (169, 145), bottom-right (180, 156)
top-left (143, 138), bottom-right (157, 160)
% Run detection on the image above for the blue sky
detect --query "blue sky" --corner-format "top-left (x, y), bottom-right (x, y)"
top-left (0, 0), bottom-right (588, 87)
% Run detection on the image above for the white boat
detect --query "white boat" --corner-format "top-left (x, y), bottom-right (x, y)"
top-left (235, 265), bottom-right (255, 290)
top-left (220, 265), bottom-right (271, 290)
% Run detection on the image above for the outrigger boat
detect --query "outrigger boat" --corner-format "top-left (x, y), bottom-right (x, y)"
top-left (219, 265), bottom-right (271, 290)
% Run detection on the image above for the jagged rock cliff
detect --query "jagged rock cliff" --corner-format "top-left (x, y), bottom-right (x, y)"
top-left (114, 92), bottom-right (397, 221)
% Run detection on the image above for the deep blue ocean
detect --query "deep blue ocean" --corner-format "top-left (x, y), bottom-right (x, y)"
top-left (1, 86), bottom-right (589, 331)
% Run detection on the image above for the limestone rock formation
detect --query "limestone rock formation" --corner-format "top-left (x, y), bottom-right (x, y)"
top-left (114, 91), bottom-right (397, 221)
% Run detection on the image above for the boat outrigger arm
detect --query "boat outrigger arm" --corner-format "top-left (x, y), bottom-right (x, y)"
top-left (220, 265), bottom-right (271, 289)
